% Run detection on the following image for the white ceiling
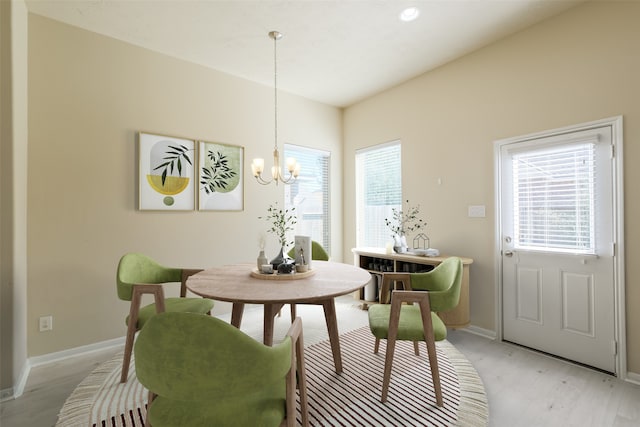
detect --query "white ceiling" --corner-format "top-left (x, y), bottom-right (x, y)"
top-left (25, 0), bottom-right (583, 107)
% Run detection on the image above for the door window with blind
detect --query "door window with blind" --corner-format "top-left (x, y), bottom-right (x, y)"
top-left (512, 142), bottom-right (595, 254)
top-left (356, 141), bottom-right (402, 248)
top-left (284, 144), bottom-right (330, 251)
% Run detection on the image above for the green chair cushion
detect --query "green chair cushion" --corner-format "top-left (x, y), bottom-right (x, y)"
top-left (135, 312), bottom-right (291, 427)
top-left (368, 304), bottom-right (447, 342)
top-left (125, 297), bottom-right (214, 328)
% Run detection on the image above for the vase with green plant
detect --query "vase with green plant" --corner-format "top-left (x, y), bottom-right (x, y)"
top-left (259, 203), bottom-right (297, 267)
top-left (384, 200), bottom-right (426, 253)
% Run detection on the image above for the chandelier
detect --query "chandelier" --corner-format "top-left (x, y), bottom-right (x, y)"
top-left (251, 31), bottom-right (300, 185)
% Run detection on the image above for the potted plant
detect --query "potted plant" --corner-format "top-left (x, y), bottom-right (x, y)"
top-left (260, 203), bottom-right (297, 267)
top-left (384, 200), bottom-right (426, 253)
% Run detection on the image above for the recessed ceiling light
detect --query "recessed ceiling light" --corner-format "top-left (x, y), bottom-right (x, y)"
top-left (399, 7), bottom-right (420, 22)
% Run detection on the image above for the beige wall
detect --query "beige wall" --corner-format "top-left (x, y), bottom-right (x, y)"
top-left (26, 15), bottom-right (342, 356)
top-left (343, 1), bottom-right (640, 372)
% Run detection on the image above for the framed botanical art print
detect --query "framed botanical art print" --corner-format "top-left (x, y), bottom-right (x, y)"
top-left (139, 132), bottom-right (196, 210)
top-left (198, 140), bottom-right (244, 211)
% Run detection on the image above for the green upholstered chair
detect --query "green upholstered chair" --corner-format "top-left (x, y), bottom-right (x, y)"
top-left (286, 240), bottom-right (330, 319)
top-left (134, 312), bottom-right (309, 427)
top-left (287, 240), bottom-right (330, 263)
top-left (367, 256), bottom-right (463, 407)
top-left (116, 253), bottom-right (214, 383)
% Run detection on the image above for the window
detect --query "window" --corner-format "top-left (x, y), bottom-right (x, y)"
top-left (513, 142), bottom-right (595, 253)
top-left (355, 141), bottom-right (402, 248)
top-left (284, 144), bottom-right (330, 252)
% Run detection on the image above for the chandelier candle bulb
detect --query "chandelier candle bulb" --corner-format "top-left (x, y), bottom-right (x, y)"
top-left (252, 158), bottom-right (264, 175)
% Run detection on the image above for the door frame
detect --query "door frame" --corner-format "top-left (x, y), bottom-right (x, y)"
top-left (493, 116), bottom-right (626, 378)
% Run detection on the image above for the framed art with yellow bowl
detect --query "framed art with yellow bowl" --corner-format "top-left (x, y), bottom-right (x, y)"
top-left (138, 132), bottom-right (195, 211)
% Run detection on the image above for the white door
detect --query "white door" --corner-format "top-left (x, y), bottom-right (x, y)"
top-left (499, 124), bottom-right (617, 373)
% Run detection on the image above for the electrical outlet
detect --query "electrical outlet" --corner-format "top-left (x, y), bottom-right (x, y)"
top-left (468, 205), bottom-right (486, 218)
top-left (39, 316), bottom-right (53, 332)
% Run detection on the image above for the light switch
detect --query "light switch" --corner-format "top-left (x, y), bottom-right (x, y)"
top-left (468, 205), bottom-right (486, 218)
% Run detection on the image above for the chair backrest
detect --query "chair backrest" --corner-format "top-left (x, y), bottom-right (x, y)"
top-left (287, 240), bottom-right (329, 261)
top-left (116, 253), bottom-right (181, 301)
top-left (311, 241), bottom-right (330, 261)
top-left (135, 311), bottom-right (292, 425)
top-left (409, 257), bottom-right (463, 312)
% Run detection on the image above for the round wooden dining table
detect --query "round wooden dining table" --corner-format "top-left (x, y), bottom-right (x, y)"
top-left (187, 260), bottom-right (372, 373)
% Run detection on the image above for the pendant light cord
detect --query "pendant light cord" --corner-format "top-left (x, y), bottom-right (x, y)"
top-left (273, 33), bottom-right (278, 152)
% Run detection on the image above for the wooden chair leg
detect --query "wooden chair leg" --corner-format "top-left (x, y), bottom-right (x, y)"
top-left (121, 291), bottom-right (142, 383)
top-left (414, 341), bottom-right (420, 356)
top-left (122, 285), bottom-right (162, 383)
top-left (374, 338), bottom-right (381, 354)
top-left (295, 325), bottom-right (309, 427)
top-left (424, 338), bottom-right (442, 406)
top-left (120, 320), bottom-right (137, 383)
top-left (418, 307), bottom-right (443, 407)
top-left (290, 304), bottom-right (297, 321)
top-left (381, 296), bottom-right (403, 402)
top-left (423, 334), bottom-right (442, 406)
top-left (381, 336), bottom-right (396, 403)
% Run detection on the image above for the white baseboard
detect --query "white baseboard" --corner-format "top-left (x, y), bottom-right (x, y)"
top-left (461, 324), bottom-right (497, 340)
top-left (0, 387), bottom-right (14, 402)
top-left (8, 336), bottom-right (125, 399)
top-left (625, 371), bottom-right (640, 385)
top-left (28, 336), bottom-right (124, 368)
top-left (12, 364), bottom-right (30, 399)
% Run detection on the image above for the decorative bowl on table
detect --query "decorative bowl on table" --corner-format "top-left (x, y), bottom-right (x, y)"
top-left (277, 263), bottom-right (295, 274)
top-left (410, 248), bottom-right (440, 257)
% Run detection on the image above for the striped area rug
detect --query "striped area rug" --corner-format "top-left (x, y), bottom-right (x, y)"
top-left (57, 326), bottom-right (488, 427)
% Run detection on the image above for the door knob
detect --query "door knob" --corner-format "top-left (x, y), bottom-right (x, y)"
top-left (504, 250), bottom-right (514, 257)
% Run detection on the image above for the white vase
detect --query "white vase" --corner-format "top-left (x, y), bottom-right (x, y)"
top-left (393, 234), bottom-right (408, 253)
top-left (400, 235), bottom-right (408, 249)
top-left (257, 250), bottom-right (268, 270)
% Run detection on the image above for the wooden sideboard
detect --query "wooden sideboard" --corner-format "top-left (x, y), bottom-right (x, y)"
top-left (352, 248), bottom-right (474, 328)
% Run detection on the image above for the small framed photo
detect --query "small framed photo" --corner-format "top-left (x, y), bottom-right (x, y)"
top-left (198, 140), bottom-right (244, 211)
top-left (138, 132), bottom-right (196, 211)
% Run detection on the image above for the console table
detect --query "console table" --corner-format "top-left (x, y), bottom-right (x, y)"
top-left (352, 248), bottom-right (474, 328)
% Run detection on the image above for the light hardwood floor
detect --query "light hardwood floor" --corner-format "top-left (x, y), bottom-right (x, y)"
top-left (1, 296), bottom-right (639, 426)
top-left (446, 330), bottom-right (640, 427)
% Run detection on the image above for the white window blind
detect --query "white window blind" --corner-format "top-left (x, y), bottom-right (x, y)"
top-left (513, 142), bottom-right (596, 254)
top-left (284, 144), bottom-right (330, 252)
top-left (356, 141), bottom-right (401, 248)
